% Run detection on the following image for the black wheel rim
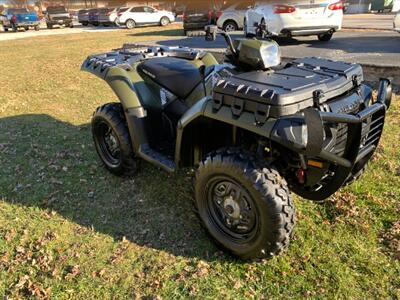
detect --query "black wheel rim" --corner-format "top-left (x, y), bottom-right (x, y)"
top-left (205, 175), bottom-right (259, 244)
top-left (95, 121), bottom-right (121, 167)
top-left (225, 23), bottom-right (236, 32)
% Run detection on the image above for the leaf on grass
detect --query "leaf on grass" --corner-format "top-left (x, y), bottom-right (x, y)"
top-left (64, 265), bottom-right (81, 281)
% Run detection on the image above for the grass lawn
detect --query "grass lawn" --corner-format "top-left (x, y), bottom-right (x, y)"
top-left (0, 25), bottom-right (399, 299)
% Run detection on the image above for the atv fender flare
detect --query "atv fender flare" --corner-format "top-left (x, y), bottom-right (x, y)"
top-left (81, 61), bottom-right (142, 109)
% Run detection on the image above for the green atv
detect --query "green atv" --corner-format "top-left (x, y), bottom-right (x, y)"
top-left (82, 26), bottom-right (392, 260)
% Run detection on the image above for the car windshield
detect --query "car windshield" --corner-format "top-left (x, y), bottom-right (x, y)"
top-left (8, 8), bottom-right (29, 14)
top-left (118, 7), bottom-right (129, 13)
top-left (47, 7), bottom-right (67, 13)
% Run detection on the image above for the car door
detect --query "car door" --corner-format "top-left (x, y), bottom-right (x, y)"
top-left (130, 6), bottom-right (146, 24)
top-left (143, 6), bottom-right (159, 23)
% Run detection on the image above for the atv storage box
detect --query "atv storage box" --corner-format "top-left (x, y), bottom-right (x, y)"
top-left (212, 57), bottom-right (364, 120)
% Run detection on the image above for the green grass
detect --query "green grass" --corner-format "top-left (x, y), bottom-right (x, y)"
top-left (0, 26), bottom-right (399, 299)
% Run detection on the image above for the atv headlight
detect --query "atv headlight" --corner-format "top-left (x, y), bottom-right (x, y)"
top-left (259, 41), bottom-right (281, 68)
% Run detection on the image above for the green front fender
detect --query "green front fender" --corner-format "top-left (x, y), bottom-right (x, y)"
top-left (175, 97), bottom-right (277, 166)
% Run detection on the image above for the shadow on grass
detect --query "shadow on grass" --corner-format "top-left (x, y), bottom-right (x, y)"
top-left (0, 114), bottom-right (228, 262)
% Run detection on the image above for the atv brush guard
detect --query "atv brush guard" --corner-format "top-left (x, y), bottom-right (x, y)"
top-left (271, 78), bottom-right (391, 200)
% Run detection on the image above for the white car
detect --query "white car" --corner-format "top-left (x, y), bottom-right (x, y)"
top-left (394, 11), bottom-right (400, 33)
top-left (116, 6), bottom-right (175, 29)
top-left (245, 0), bottom-right (344, 41)
top-left (216, 2), bottom-right (253, 32)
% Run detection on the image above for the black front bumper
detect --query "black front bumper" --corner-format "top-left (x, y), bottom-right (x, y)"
top-left (272, 79), bottom-right (392, 200)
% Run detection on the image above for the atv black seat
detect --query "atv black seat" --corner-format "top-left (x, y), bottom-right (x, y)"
top-left (138, 57), bottom-right (213, 99)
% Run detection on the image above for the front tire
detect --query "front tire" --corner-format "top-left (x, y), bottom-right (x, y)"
top-left (125, 19), bottom-right (135, 29)
top-left (318, 32), bottom-right (333, 41)
top-left (195, 148), bottom-right (295, 260)
top-left (92, 103), bottom-right (138, 176)
top-left (223, 20), bottom-right (238, 32)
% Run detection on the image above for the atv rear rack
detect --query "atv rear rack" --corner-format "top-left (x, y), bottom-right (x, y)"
top-left (81, 44), bottom-right (206, 79)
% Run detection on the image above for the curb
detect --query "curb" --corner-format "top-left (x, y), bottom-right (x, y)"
top-left (342, 26), bottom-right (394, 31)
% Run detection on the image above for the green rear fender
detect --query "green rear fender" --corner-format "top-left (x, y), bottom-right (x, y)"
top-left (104, 67), bottom-right (142, 109)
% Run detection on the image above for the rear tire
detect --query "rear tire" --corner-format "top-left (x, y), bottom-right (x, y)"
top-left (92, 103), bottom-right (138, 177)
top-left (223, 20), bottom-right (238, 32)
top-left (195, 148), bottom-right (295, 260)
top-left (125, 19), bottom-right (135, 29)
top-left (318, 32), bottom-right (333, 41)
top-left (160, 16), bottom-right (170, 26)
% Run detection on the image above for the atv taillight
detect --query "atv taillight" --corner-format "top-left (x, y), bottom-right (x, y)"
top-left (328, 1), bottom-right (344, 10)
top-left (274, 5), bottom-right (296, 14)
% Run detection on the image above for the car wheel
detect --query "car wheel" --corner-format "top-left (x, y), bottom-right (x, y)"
top-left (34, 25), bottom-right (40, 31)
top-left (46, 23), bottom-right (53, 29)
top-left (92, 103), bottom-right (138, 176)
top-left (195, 148), bottom-right (295, 260)
top-left (82, 21), bottom-right (88, 26)
top-left (4, 27), bottom-right (8, 32)
top-left (24, 27), bottom-right (29, 31)
top-left (223, 21), bottom-right (238, 32)
top-left (125, 19), bottom-right (135, 29)
top-left (318, 32), bottom-right (333, 42)
top-left (69, 23), bottom-right (74, 28)
top-left (160, 16), bottom-right (170, 26)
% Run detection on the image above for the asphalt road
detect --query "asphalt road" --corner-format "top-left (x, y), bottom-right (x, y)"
top-left (1, 20), bottom-right (399, 68)
top-left (149, 30), bottom-right (400, 68)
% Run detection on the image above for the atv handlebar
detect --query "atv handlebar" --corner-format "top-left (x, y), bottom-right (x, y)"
top-left (205, 25), bottom-right (238, 58)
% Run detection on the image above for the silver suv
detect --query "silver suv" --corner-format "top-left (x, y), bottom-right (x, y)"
top-left (216, 2), bottom-right (252, 32)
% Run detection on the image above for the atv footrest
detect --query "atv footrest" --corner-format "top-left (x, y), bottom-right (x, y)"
top-left (139, 144), bottom-right (176, 172)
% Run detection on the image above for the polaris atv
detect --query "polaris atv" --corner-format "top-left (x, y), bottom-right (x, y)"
top-left (81, 26), bottom-right (392, 260)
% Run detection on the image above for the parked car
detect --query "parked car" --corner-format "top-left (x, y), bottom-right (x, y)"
top-left (394, 11), bottom-right (400, 33)
top-left (216, 1), bottom-right (253, 32)
top-left (183, 2), bottom-right (217, 35)
top-left (116, 6), bottom-right (175, 29)
top-left (1, 8), bottom-right (40, 31)
top-left (88, 8), bottom-right (99, 26)
top-left (97, 7), bottom-right (128, 26)
top-left (45, 6), bottom-right (73, 29)
top-left (78, 9), bottom-right (90, 26)
top-left (245, 0), bottom-right (344, 41)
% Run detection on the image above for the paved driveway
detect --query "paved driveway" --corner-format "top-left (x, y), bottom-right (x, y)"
top-left (147, 30), bottom-right (400, 67)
